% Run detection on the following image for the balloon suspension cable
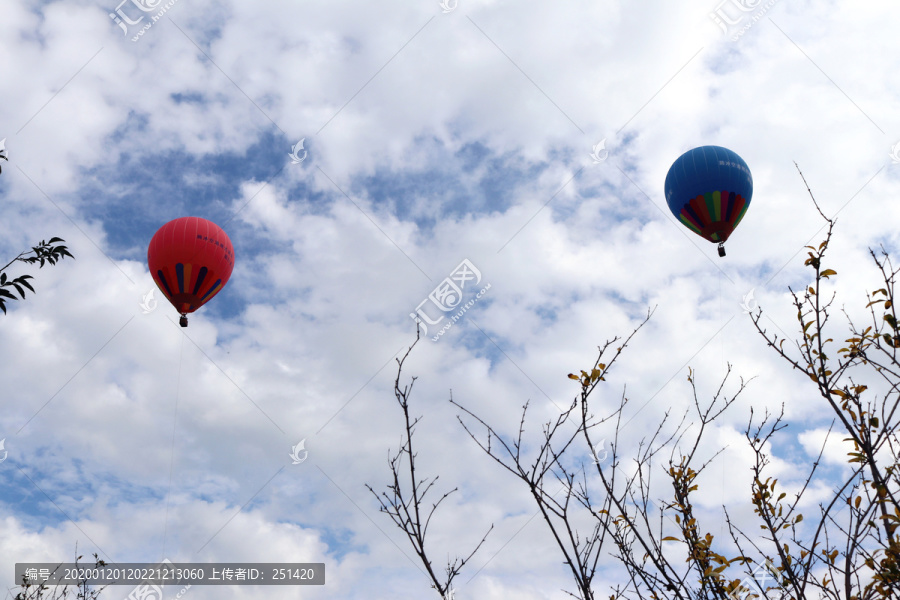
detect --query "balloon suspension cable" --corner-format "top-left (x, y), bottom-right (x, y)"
top-left (717, 242), bottom-right (726, 257)
top-left (179, 314), bottom-right (188, 327)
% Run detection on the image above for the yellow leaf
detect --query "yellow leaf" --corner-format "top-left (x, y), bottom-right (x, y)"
top-left (568, 374), bottom-right (579, 380)
top-left (661, 536), bottom-right (680, 542)
top-left (820, 269), bottom-right (837, 278)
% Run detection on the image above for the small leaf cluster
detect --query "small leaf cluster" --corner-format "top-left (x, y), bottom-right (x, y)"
top-left (568, 364), bottom-right (606, 387)
top-left (0, 237), bottom-right (73, 314)
top-left (19, 238), bottom-right (74, 268)
top-left (15, 552), bottom-right (107, 600)
top-left (0, 272), bottom-right (35, 314)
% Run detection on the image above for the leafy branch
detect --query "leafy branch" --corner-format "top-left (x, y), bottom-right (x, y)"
top-left (0, 237), bottom-right (74, 314)
top-left (13, 549), bottom-right (107, 600)
top-left (748, 164), bottom-right (900, 599)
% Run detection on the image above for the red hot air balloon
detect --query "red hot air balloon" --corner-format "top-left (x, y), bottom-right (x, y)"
top-left (147, 217), bottom-right (234, 327)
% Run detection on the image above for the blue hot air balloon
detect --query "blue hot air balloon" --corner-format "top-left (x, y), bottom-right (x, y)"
top-left (664, 145), bottom-right (752, 257)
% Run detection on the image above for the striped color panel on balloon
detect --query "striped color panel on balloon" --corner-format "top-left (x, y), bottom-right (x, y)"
top-left (682, 196), bottom-right (707, 230)
top-left (191, 267), bottom-right (208, 295)
top-left (679, 212), bottom-right (702, 234)
top-left (729, 195), bottom-right (748, 228)
top-left (200, 280), bottom-right (223, 303)
top-left (694, 195), bottom-right (712, 227)
top-left (175, 263), bottom-right (193, 294)
top-left (679, 204), bottom-right (703, 233)
top-left (156, 269), bottom-right (173, 299)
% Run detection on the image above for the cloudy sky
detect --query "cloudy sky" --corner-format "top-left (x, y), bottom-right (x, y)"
top-left (2, 0), bottom-right (899, 598)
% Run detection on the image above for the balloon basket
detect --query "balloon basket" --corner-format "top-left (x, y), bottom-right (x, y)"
top-left (717, 243), bottom-right (726, 257)
top-left (180, 314), bottom-right (188, 327)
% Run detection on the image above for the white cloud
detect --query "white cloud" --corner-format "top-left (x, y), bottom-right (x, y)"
top-left (2, 0), bottom-right (900, 598)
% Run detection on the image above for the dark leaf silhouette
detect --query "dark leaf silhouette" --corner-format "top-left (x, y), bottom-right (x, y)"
top-left (0, 238), bottom-right (73, 315)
